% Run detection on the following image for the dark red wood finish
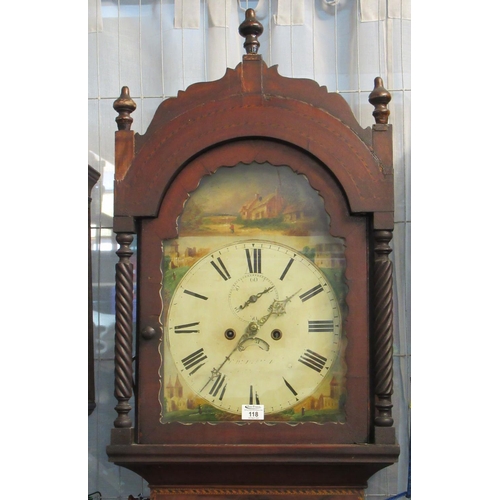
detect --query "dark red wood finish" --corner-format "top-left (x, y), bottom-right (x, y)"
top-left (115, 58), bottom-right (393, 219)
top-left (108, 37), bottom-right (398, 496)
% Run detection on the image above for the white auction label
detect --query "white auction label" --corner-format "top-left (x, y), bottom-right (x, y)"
top-left (241, 404), bottom-right (264, 420)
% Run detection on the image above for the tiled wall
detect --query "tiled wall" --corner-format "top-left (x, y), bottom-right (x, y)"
top-left (88, 1), bottom-right (410, 498)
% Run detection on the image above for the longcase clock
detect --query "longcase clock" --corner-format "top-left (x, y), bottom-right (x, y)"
top-left (107, 9), bottom-right (399, 499)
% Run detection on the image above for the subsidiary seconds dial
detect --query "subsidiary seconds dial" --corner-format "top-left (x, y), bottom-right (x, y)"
top-left (166, 240), bottom-right (342, 415)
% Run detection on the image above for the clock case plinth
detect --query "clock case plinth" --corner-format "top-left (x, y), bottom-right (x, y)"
top-left (108, 49), bottom-right (399, 496)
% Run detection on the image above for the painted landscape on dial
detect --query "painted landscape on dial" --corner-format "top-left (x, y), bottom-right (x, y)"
top-left (160, 163), bottom-right (348, 424)
top-left (178, 163), bottom-right (329, 237)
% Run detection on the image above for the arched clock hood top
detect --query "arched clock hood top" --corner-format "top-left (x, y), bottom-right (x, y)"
top-left (113, 56), bottom-right (394, 225)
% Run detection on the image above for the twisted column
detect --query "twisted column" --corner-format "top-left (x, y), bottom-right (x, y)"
top-left (114, 232), bottom-right (134, 428)
top-left (373, 230), bottom-right (394, 427)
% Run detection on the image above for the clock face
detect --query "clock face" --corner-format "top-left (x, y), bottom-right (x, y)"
top-left (160, 162), bottom-right (348, 423)
top-left (166, 240), bottom-right (342, 415)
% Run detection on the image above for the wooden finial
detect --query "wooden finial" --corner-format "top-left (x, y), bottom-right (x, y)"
top-left (238, 8), bottom-right (263, 54)
top-left (113, 86), bottom-right (136, 131)
top-left (369, 77), bottom-right (391, 125)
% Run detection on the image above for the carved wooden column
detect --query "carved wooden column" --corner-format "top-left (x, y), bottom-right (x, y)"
top-left (114, 233), bottom-right (135, 428)
top-left (372, 230), bottom-right (394, 433)
top-left (369, 78), bottom-right (395, 443)
top-left (112, 88), bottom-right (137, 430)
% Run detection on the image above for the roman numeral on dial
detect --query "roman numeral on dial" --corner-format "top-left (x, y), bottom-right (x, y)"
top-left (279, 257), bottom-right (295, 281)
top-left (183, 289), bottom-right (208, 300)
top-left (249, 385), bottom-right (260, 404)
top-left (299, 284), bottom-right (324, 302)
top-left (174, 322), bottom-right (200, 334)
top-left (245, 248), bottom-right (261, 274)
top-left (209, 373), bottom-right (227, 399)
top-left (298, 349), bottom-right (327, 373)
top-left (211, 257), bottom-right (231, 281)
top-left (181, 348), bottom-right (207, 375)
top-left (308, 320), bottom-right (334, 333)
top-left (283, 378), bottom-right (299, 400)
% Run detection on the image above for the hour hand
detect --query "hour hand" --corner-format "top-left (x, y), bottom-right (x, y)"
top-left (238, 286), bottom-right (275, 310)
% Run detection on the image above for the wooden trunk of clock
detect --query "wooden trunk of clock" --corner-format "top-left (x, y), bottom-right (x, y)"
top-left (107, 17), bottom-right (399, 497)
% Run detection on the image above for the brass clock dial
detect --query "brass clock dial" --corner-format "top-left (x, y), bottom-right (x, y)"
top-left (166, 239), bottom-right (342, 415)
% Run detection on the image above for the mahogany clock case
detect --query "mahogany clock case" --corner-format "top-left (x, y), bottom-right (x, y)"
top-left (108, 48), bottom-right (399, 492)
top-left (138, 140), bottom-right (369, 445)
